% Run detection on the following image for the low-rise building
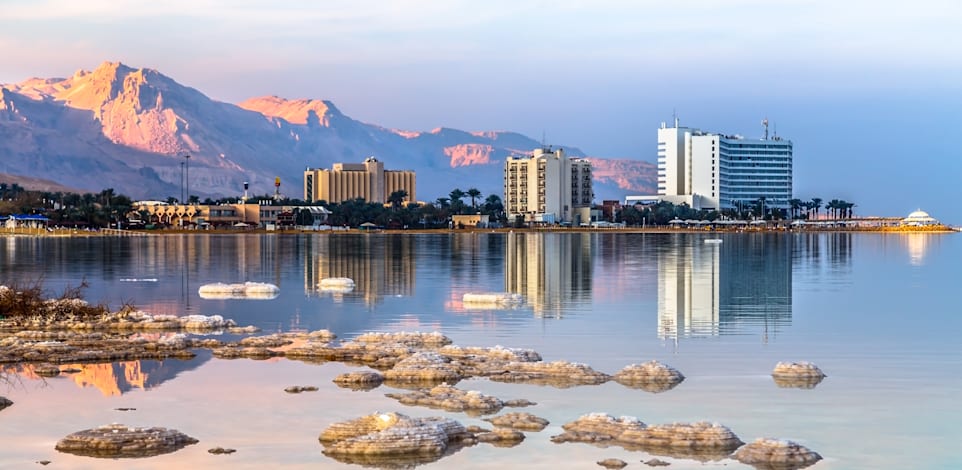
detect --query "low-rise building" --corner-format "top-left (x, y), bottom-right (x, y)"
top-left (303, 157), bottom-right (416, 204)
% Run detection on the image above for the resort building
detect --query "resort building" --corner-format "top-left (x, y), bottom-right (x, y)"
top-left (628, 119), bottom-right (793, 212)
top-left (303, 157), bottom-right (416, 204)
top-left (901, 210), bottom-right (940, 227)
top-left (503, 147), bottom-right (594, 224)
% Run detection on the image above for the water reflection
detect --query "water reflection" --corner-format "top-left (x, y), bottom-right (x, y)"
top-left (504, 232), bottom-right (593, 317)
top-left (304, 235), bottom-right (415, 305)
top-left (5, 351), bottom-right (210, 396)
top-left (658, 234), bottom-right (853, 340)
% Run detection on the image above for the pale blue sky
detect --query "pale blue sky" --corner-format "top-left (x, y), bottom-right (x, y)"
top-left (1, 0), bottom-right (960, 219)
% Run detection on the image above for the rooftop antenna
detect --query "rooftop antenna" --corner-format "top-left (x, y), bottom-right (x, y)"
top-left (762, 117), bottom-right (769, 140)
top-left (672, 109), bottom-right (679, 128)
top-left (542, 130), bottom-right (548, 151)
top-left (773, 122), bottom-right (777, 140)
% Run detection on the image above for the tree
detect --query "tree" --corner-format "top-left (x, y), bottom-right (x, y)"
top-left (466, 188), bottom-right (482, 209)
top-left (811, 198), bottom-right (822, 219)
top-left (435, 197), bottom-right (450, 209)
top-left (788, 198), bottom-right (802, 219)
top-left (449, 189), bottom-right (466, 214)
top-left (387, 189), bottom-right (408, 209)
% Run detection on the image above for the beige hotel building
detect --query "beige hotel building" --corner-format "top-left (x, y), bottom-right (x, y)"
top-left (303, 157), bottom-right (416, 204)
top-left (504, 147), bottom-right (593, 224)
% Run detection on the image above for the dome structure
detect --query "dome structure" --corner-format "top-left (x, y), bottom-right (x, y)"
top-left (901, 209), bottom-right (939, 226)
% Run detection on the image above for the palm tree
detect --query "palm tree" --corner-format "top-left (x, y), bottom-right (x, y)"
top-left (449, 189), bottom-right (466, 214)
top-left (811, 198), bottom-right (822, 219)
top-left (435, 197), bottom-right (450, 209)
top-left (466, 188), bottom-right (482, 209)
top-left (387, 189), bottom-right (408, 209)
top-left (788, 198), bottom-right (802, 219)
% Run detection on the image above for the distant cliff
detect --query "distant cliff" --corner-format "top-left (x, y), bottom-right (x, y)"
top-left (0, 61), bottom-right (656, 200)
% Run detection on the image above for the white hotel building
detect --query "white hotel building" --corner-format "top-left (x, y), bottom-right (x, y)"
top-left (504, 147), bottom-right (593, 224)
top-left (630, 119), bottom-right (793, 212)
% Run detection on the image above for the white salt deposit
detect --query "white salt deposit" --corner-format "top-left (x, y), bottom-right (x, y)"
top-left (198, 282), bottom-right (279, 300)
top-left (462, 292), bottom-right (523, 305)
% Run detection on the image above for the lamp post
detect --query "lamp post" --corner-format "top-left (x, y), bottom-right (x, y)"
top-left (183, 154), bottom-right (191, 204)
top-left (180, 161), bottom-right (185, 203)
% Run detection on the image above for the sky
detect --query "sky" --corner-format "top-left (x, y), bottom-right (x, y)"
top-left (1, 0), bottom-right (961, 221)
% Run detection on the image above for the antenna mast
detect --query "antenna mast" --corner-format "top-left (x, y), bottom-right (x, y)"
top-left (762, 117), bottom-right (769, 140)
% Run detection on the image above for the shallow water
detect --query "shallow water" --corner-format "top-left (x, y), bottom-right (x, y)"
top-left (1, 232), bottom-right (960, 469)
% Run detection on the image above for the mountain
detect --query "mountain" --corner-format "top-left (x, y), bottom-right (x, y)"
top-left (0, 61), bottom-right (656, 201)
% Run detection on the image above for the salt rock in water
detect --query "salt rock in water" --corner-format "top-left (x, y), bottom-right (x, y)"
top-left (462, 292), bottom-right (523, 309)
top-left (319, 412), bottom-right (470, 466)
top-left (483, 412), bottom-right (549, 431)
top-left (476, 428), bottom-right (526, 447)
top-left (597, 458), bottom-right (628, 469)
top-left (438, 344), bottom-right (542, 377)
top-left (318, 277), bottom-right (355, 293)
top-left (613, 360), bottom-right (685, 393)
top-left (620, 421), bottom-right (743, 455)
top-left (383, 351), bottom-right (463, 384)
top-left (197, 282), bottom-right (279, 300)
top-left (385, 384), bottom-right (505, 416)
top-left (354, 331), bottom-right (452, 348)
top-left (0, 397), bottom-right (12, 411)
top-left (772, 362), bottom-right (826, 389)
top-left (489, 360), bottom-right (610, 388)
top-left (550, 413), bottom-right (646, 444)
top-left (54, 424), bottom-right (198, 458)
top-left (333, 371), bottom-right (385, 391)
top-left (732, 438), bottom-right (822, 469)
top-left (552, 414), bottom-right (742, 460)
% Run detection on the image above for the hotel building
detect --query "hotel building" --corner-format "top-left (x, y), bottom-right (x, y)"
top-left (630, 120), bottom-right (792, 211)
top-left (303, 157), bottom-right (416, 204)
top-left (503, 147), bottom-right (593, 224)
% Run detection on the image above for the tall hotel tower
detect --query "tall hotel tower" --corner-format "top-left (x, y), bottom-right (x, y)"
top-left (656, 119), bottom-right (792, 211)
top-left (504, 147), bottom-right (594, 224)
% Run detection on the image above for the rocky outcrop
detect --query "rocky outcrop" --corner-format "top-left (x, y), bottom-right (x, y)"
top-left (319, 412), bottom-right (472, 467)
top-left (382, 352), bottom-right (464, 384)
top-left (333, 371), bottom-right (385, 391)
top-left (475, 428), bottom-right (525, 447)
top-left (597, 458), bottom-right (628, 469)
top-left (488, 360), bottom-right (610, 388)
top-left (54, 424), bottom-right (198, 458)
top-left (0, 396), bottom-right (12, 411)
top-left (732, 438), bottom-right (822, 469)
top-left (284, 385), bottom-right (318, 394)
top-left (384, 384), bottom-right (532, 416)
top-left (613, 360), bottom-right (685, 393)
top-left (552, 413), bottom-right (743, 460)
top-left (772, 362), bottom-right (826, 389)
top-left (483, 412), bottom-right (549, 431)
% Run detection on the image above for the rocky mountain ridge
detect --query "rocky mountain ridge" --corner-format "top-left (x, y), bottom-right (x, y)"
top-left (0, 61), bottom-right (655, 201)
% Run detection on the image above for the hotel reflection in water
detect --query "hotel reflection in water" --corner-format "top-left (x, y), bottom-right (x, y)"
top-left (504, 232), bottom-right (593, 317)
top-left (305, 235), bottom-right (416, 305)
top-left (658, 233), bottom-right (853, 340)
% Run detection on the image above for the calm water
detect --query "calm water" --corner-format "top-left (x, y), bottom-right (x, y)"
top-left (1, 232), bottom-right (960, 469)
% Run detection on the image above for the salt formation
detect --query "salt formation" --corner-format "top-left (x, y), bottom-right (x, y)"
top-left (55, 424), bottom-right (198, 458)
top-left (333, 371), bottom-right (385, 390)
top-left (384, 384), bottom-right (509, 416)
top-left (475, 428), bottom-right (526, 447)
top-left (318, 277), bottom-right (355, 293)
top-left (0, 397), bottom-right (12, 411)
top-left (284, 385), bottom-right (319, 393)
top-left (552, 413), bottom-right (743, 460)
top-left (355, 331), bottom-right (452, 348)
top-left (613, 360), bottom-right (685, 393)
top-left (462, 292), bottom-right (523, 307)
top-left (488, 360), bottom-right (611, 388)
top-left (597, 458), bottom-right (628, 469)
top-left (382, 352), bottom-right (464, 384)
top-left (732, 438), bottom-right (822, 469)
top-left (772, 362), bottom-right (826, 389)
top-left (319, 412), bottom-right (471, 467)
top-left (483, 412), bottom-right (549, 431)
top-left (208, 447), bottom-right (236, 454)
top-left (197, 282), bottom-right (279, 300)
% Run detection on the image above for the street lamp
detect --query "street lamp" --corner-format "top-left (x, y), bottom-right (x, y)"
top-left (183, 154), bottom-right (191, 204)
top-left (180, 161), bottom-right (185, 202)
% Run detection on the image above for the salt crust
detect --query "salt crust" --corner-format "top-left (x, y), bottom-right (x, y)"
top-left (54, 424), bottom-right (198, 458)
top-left (732, 437), bottom-right (823, 469)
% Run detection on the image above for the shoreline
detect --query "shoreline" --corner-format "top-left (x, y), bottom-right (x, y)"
top-left (2, 226), bottom-right (957, 237)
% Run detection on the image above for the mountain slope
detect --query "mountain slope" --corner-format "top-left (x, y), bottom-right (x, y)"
top-left (0, 62), bottom-right (656, 201)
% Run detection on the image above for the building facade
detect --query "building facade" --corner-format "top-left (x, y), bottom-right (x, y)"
top-left (654, 120), bottom-right (793, 211)
top-left (503, 147), bottom-right (593, 224)
top-left (303, 157), bottom-right (416, 204)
